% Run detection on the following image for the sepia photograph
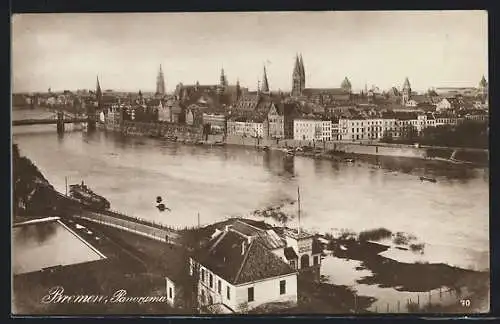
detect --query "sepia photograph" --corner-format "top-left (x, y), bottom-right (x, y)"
top-left (11, 11), bottom-right (489, 315)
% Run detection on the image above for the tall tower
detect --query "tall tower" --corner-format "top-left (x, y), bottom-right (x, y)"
top-left (299, 54), bottom-right (305, 91)
top-left (220, 68), bottom-right (228, 87)
top-left (156, 65), bottom-right (166, 96)
top-left (341, 77), bottom-right (352, 93)
top-left (479, 75), bottom-right (488, 102)
top-left (236, 78), bottom-right (241, 100)
top-left (262, 65), bottom-right (270, 94)
top-left (402, 77), bottom-right (411, 106)
top-left (96, 75), bottom-right (102, 100)
top-left (292, 54), bottom-right (303, 96)
top-left (218, 68), bottom-right (228, 95)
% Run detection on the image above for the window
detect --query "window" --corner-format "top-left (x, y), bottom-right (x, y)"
top-left (201, 269), bottom-right (205, 282)
top-left (280, 280), bottom-right (286, 295)
top-left (314, 256), bottom-right (319, 266)
top-left (227, 286), bottom-right (231, 300)
top-left (169, 287), bottom-right (173, 298)
top-left (209, 274), bottom-right (213, 288)
top-left (248, 287), bottom-right (254, 302)
top-left (218, 280), bottom-right (221, 294)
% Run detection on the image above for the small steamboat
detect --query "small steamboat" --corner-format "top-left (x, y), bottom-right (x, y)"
top-left (69, 181), bottom-right (111, 210)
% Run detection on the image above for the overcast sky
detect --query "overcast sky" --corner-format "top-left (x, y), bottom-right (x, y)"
top-left (12, 11), bottom-right (488, 93)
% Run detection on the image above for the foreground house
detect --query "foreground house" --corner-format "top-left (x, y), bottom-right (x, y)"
top-left (189, 224), bottom-right (298, 313)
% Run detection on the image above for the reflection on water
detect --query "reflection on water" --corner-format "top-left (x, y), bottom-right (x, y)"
top-left (13, 221), bottom-right (104, 275)
top-left (12, 109), bottom-right (489, 271)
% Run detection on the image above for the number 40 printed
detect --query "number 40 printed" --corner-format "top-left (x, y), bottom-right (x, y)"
top-left (460, 299), bottom-right (471, 307)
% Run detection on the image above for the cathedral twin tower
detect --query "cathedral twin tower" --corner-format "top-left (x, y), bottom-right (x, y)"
top-left (292, 54), bottom-right (306, 97)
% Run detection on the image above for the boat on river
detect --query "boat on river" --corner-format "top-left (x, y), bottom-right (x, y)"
top-left (419, 176), bottom-right (437, 183)
top-left (69, 181), bottom-right (111, 210)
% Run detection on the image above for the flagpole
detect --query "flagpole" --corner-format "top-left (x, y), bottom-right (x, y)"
top-left (297, 186), bottom-right (301, 235)
top-left (65, 176), bottom-right (68, 196)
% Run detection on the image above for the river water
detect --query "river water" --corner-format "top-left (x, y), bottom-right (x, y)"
top-left (12, 109), bottom-right (489, 273)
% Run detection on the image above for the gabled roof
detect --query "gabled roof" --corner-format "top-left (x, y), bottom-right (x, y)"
top-left (193, 229), bottom-right (295, 285)
top-left (230, 220), bottom-right (286, 250)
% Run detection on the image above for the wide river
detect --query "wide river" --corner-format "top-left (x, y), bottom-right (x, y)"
top-left (12, 109), bottom-right (489, 272)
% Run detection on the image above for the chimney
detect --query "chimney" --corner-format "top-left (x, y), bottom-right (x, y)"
top-left (241, 241), bottom-right (246, 255)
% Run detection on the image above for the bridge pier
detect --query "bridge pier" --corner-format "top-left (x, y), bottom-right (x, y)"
top-left (56, 111), bottom-right (65, 134)
top-left (87, 114), bottom-right (96, 132)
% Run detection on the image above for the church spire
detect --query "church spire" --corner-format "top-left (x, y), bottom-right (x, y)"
top-left (156, 64), bottom-right (166, 96)
top-left (403, 77), bottom-right (411, 90)
top-left (262, 65), bottom-right (270, 93)
top-left (299, 54), bottom-right (305, 79)
top-left (96, 75), bottom-right (102, 99)
top-left (293, 54), bottom-right (301, 77)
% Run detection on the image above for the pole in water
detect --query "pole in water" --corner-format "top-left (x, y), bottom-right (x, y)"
top-left (297, 186), bottom-right (301, 235)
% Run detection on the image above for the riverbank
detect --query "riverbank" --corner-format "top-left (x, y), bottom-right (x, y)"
top-left (221, 134), bottom-right (488, 167)
top-left (182, 217), bottom-right (489, 313)
top-left (95, 120), bottom-right (488, 166)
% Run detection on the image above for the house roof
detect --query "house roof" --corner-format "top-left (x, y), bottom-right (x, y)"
top-left (283, 228), bottom-right (315, 240)
top-left (230, 220), bottom-right (286, 250)
top-left (193, 230), bottom-right (295, 285)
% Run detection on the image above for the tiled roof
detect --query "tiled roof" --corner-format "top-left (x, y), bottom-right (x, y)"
top-left (394, 112), bottom-right (418, 120)
top-left (227, 220), bottom-right (286, 250)
top-left (194, 230), bottom-right (295, 285)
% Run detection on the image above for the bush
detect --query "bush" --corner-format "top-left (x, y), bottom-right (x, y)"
top-left (358, 228), bottom-right (393, 242)
top-left (392, 232), bottom-right (414, 245)
top-left (409, 243), bottom-right (425, 253)
top-left (338, 229), bottom-right (357, 241)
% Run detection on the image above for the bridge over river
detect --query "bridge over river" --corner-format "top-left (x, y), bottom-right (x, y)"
top-left (12, 109), bottom-right (96, 133)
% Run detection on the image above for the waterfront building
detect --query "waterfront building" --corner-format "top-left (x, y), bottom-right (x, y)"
top-left (464, 111), bottom-right (488, 122)
top-left (264, 102), bottom-right (284, 139)
top-left (185, 103), bottom-right (205, 127)
top-left (159, 98), bottom-right (183, 123)
top-left (293, 117), bottom-right (324, 141)
top-left (189, 225), bottom-right (298, 313)
top-left (331, 118), bottom-right (340, 140)
top-left (434, 113), bottom-right (458, 126)
top-left (202, 113), bottom-right (227, 134)
top-left (338, 116), bottom-right (398, 141)
top-left (227, 118), bottom-right (264, 138)
top-left (105, 104), bottom-right (123, 128)
top-left (283, 102), bottom-right (301, 139)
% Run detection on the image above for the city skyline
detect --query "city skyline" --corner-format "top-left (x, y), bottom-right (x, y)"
top-left (12, 11), bottom-right (488, 93)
